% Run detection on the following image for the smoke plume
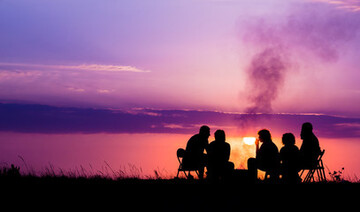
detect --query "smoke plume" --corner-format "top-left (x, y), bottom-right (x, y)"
top-left (245, 47), bottom-right (288, 113)
top-left (241, 2), bottom-right (360, 114)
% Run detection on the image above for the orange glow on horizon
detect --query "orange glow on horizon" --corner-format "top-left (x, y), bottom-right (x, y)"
top-left (0, 132), bottom-right (359, 180)
top-left (243, 137), bottom-right (256, 145)
top-left (227, 137), bottom-right (256, 169)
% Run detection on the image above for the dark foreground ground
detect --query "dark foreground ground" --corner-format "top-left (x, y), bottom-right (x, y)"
top-left (1, 176), bottom-right (359, 211)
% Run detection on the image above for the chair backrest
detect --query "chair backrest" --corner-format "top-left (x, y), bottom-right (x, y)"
top-left (317, 149), bottom-right (325, 161)
top-left (177, 148), bottom-right (186, 164)
top-left (177, 148), bottom-right (186, 158)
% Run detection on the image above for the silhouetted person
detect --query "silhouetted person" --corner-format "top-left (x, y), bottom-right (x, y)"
top-left (300, 122), bottom-right (321, 169)
top-left (248, 129), bottom-right (280, 182)
top-left (183, 125), bottom-right (210, 179)
top-left (280, 133), bottom-right (301, 183)
top-left (207, 130), bottom-right (234, 181)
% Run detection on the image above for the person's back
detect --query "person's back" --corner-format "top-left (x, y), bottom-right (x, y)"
top-left (300, 122), bottom-right (321, 168)
top-left (208, 140), bottom-right (230, 168)
top-left (207, 130), bottom-right (234, 180)
top-left (280, 145), bottom-right (300, 170)
top-left (257, 140), bottom-right (279, 171)
top-left (280, 133), bottom-right (301, 183)
top-left (185, 134), bottom-right (207, 163)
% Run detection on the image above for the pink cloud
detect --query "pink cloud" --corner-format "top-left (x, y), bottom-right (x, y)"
top-left (67, 87), bottom-right (85, 92)
top-left (0, 70), bottom-right (42, 80)
top-left (312, 0), bottom-right (360, 12)
top-left (0, 62), bottom-right (150, 73)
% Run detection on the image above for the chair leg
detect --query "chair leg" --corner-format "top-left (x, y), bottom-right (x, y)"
top-left (186, 171), bottom-right (194, 179)
top-left (318, 168), bottom-right (326, 182)
top-left (303, 170), bottom-right (309, 182)
top-left (305, 171), bottom-right (310, 182)
top-left (195, 170), bottom-right (200, 179)
top-left (299, 169), bottom-right (305, 178)
top-left (319, 160), bottom-right (327, 182)
top-left (316, 169), bottom-right (321, 182)
top-left (304, 169), bottom-right (315, 183)
top-left (309, 169), bottom-right (315, 182)
top-left (178, 170), bottom-right (187, 179)
top-left (321, 168), bottom-right (327, 182)
top-left (319, 169), bottom-right (324, 182)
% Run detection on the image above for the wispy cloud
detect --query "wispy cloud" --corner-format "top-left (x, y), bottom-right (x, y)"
top-left (311, 0), bottom-right (360, 12)
top-left (0, 70), bottom-right (42, 80)
top-left (0, 62), bottom-right (151, 73)
top-left (96, 89), bottom-right (111, 93)
top-left (67, 87), bottom-right (86, 92)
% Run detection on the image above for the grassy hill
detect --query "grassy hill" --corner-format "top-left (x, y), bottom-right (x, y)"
top-left (1, 173), bottom-right (358, 211)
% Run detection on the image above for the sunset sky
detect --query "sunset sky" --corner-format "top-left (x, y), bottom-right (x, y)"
top-left (1, 0), bottom-right (359, 116)
top-left (1, 0), bottom-right (360, 177)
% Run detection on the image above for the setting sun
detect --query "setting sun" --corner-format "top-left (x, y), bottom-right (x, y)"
top-left (243, 137), bottom-right (256, 145)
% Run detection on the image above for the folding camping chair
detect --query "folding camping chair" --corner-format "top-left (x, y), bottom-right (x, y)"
top-left (300, 149), bottom-right (327, 183)
top-left (176, 148), bottom-right (201, 179)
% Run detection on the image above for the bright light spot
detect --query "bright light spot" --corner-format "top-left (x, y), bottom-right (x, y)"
top-left (243, 137), bottom-right (256, 145)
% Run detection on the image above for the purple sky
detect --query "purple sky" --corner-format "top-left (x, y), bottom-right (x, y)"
top-left (1, 0), bottom-right (360, 177)
top-left (0, 0), bottom-right (359, 116)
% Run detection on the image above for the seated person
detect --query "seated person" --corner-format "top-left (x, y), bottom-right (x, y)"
top-left (280, 133), bottom-right (301, 183)
top-left (207, 130), bottom-right (234, 180)
top-left (248, 129), bottom-right (280, 181)
top-left (182, 125), bottom-right (210, 179)
top-left (300, 122), bottom-right (321, 169)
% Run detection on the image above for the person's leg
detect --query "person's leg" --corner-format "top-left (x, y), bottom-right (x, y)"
top-left (228, 161), bottom-right (235, 170)
top-left (223, 162), bottom-right (235, 180)
top-left (247, 158), bottom-right (257, 182)
top-left (198, 166), bottom-right (204, 179)
top-left (268, 169), bottom-right (280, 183)
top-left (198, 154), bottom-right (207, 179)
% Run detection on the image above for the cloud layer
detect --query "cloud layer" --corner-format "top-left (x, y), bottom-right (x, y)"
top-left (0, 103), bottom-right (359, 138)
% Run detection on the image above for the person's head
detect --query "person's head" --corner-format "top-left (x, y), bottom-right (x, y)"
top-left (214, 129), bottom-right (226, 142)
top-left (199, 125), bottom-right (210, 138)
top-left (258, 129), bottom-right (272, 143)
top-left (301, 122), bottom-right (313, 139)
top-left (282, 133), bottom-right (296, 146)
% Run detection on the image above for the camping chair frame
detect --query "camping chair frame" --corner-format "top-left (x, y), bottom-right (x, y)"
top-left (300, 149), bottom-right (327, 183)
top-left (176, 148), bottom-right (201, 179)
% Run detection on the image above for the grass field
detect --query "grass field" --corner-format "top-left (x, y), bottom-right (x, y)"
top-left (1, 164), bottom-right (359, 211)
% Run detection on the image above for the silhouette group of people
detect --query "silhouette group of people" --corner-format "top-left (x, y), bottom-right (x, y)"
top-left (182, 122), bottom-right (321, 183)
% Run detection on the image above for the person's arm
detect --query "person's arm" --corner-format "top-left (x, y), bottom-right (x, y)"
top-left (226, 143), bottom-right (231, 161)
top-left (314, 136), bottom-right (321, 154)
top-left (255, 138), bottom-right (260, 156)
top-left (204, 139), bottom-right (209, 154)
top-left (279, 148), bottom-right (284, 162)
